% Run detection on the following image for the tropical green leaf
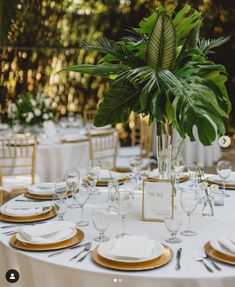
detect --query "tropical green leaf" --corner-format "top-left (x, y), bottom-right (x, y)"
top-left (59, 64), bottom-right (128, 77)
top-left (197, 36), bottom-right (230, 54)
top-left (147, 12), bottom-right (176, 69)
top-left (173, 5), bottom-right (201, 46)
top-left (94, 80), bottom-right (140, 126)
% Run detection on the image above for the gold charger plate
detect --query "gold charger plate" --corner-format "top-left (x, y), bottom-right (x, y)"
top-left (9, 228), bottom-right (84, 251)
top-left (148, 174), bottom-right (189, 183)
top-left (204, 241), bottom-right (235, 265)
top-left (205, 178), bottom-right (235, 189)
top-left (60, 138), bottom-right (88, 143)
top-left (92, 244), bottom-right (173, 271)
top-left (0, 207), bottom-right (56, 223)
top-left (25, 191), bottom-right (72, 200)
top-left (83, 176), bottom-right (130, 187)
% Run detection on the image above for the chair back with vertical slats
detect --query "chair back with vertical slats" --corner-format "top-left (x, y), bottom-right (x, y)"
top-left (88, 130), bottom-right (118, 168)
top-left (0, 135), bottom-right (37, 187)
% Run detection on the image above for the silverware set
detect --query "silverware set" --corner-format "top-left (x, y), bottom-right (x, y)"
top-left (69, 242), bottom-right (92, 263)
top-left (48, 242), bottom-right (91, 258)
top-left (193, 251), bottom-right (221, 272)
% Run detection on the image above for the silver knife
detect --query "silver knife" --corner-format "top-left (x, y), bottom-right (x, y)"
top-left (48, 242), bottom-right (90, 257)
top-left (175, 248), bottom-right (182, 270)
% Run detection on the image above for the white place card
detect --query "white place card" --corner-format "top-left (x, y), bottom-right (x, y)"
top-left (142, 179), bottom-right (174, 222)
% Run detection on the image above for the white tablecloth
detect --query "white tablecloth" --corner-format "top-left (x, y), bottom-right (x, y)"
top-left (1, 179), bottom-right (235, 287)
top-left (36, 141), bottom-right (89, 181)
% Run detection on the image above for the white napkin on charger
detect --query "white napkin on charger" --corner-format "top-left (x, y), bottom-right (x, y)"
top-left (28, 186), bottom-right (55, 195)
top-left (18, 221), bottom-right (76, 244)
top-left (1, 204), bottom-right (46, 217)
top-left (99, 169), bottom-right (123, 180)
top-left (109, 236), bottom-right (155, 260)
top-left (210, 172), bottom-right (235, 184)
top-left (218, 234), bottom-right (235, 254)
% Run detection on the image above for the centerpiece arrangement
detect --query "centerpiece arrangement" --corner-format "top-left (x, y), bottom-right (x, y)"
top-left (62, 5), bottom-right (231, 178)
top-left (9, 92), bottom-right (54, 130)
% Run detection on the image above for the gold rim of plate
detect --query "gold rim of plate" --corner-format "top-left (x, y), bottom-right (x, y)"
top-left (204, 241), bottom-right (235, 265)
top-left (60, 138), bottom-right (88, 143)
top-left (9, 228), bottom-right (84, 251)
top-left (25, 191), bottom-right (72, 200)
top-left (83, 176), bottom-right (130, 187)
top-left (0, 207), bottom-right (56, 223)
top-left (205, 178), bottom-right (235, 189)
top-left (92, 244), bottom-right (173, 271)
top-left (148, 174), bottom-right (189, 183)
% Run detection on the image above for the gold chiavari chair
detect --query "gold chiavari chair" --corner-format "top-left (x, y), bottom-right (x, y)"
top-left (0, 135), bottom-right (38, 205)
top-left (88, 130), bottom-right (119, 169)
top-left (83, 109), bottom-right (97, 126)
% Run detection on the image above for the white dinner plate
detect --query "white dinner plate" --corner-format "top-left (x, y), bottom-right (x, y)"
top-left (1, 206), bottom-right (52, 218)
top-left (210, 238), bottom-right (235, 257)
top-left (28, 186), bottom-right (55, 195)
top-left (16, 228), bottom-right (76, 245)
top-left (97, 239), bottom-right (165, 263)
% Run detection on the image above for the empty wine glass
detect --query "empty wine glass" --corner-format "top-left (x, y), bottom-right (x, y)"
top-left (180, 188), bottom-right (199, 236)
top-left (129, 155), bottom-right (141, 190)
top-left (53, 194), bottom-right (68, 221)
top-left (87, 160), bottom-right (101, 195)
top-left (172, 156), bottom-right (185, 190)
top-left (74, 184), bottom-right (90, 226)
top-left (188, 164), bottom-right (198, 188)
top-left (54, 178), bottom-right (68, 198)
top-left (93, 207), bottom-right (110, 242)
top-left (164, 210), bottom-right (182, 243)
top-left (65, 169), bottom-right (80, 208)
top-left (116, 190), bottom-right (132, 238)
top-left (217, 160), bottom-right (231, 198)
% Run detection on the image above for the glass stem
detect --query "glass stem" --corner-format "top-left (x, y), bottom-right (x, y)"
top-left (80, 205), bottom-right (84, 221)
top-left (121, 215), bottom-right (126, 235)
top-left (188, 214), bottom-right (191, 231)
top-left (99, 231), bottom-right (104, 239)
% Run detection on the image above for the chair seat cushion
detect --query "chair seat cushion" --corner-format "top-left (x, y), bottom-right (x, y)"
top-left (1, 175), bottom-right (41, 192)
top-left (118, 145), bottom-right (141, 157)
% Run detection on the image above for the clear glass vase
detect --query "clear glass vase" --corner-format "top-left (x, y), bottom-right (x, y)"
top-left (156, 122), bottom-right (172, 179)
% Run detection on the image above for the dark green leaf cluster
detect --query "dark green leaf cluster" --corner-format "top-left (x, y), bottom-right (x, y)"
top-left (62, 5), bottom-right (231, 146)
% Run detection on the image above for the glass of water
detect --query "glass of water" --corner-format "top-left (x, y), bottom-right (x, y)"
top-left (92, 207), bottom-right (110, 242)
top-left (217, 160), bottom-right (231, 198)
top-left (53, 194), bottom-right (68, 221)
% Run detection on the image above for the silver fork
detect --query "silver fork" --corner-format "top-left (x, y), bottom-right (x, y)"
top-left (69, 242), bottom-right (92, 261)
top-left (193, 252), bottom-right (213, 273)
top-left (76, 243), bottom-right (96, 263)
top-left (201, 251), bottom-right (222, 271)
top-left (48, 242), bottom-right (90, 257)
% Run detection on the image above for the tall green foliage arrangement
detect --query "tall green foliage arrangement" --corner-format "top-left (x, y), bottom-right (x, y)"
top-left (62, 5), bottom-right (231, 145)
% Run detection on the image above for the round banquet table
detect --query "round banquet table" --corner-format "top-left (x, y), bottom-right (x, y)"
top-left (1, 180), bottom-right (235, 287)
top-left (36, 140), bottom-right (89, 182)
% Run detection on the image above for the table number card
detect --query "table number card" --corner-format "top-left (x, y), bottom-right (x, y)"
top-left (142, 179), bottom-right (174, 222)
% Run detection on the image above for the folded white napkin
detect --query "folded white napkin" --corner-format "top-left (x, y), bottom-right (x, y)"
top-left (148, 169), bottom-right (159, 179)
top-left (109, 236), bottom-right (155, 260)
top-left (36, 182), bottom-right (66, 189)
top-left (210, 172), bottom-right (235, 184)
top-left (28, 186), bottom-right (55, 195)
top-left (19, 221), bottom-right (76, 243)
top-left (1, 205), bottom-right (45, 217)
top-left (99, 169), bottom-right (122, 180)
top-left (218, 234), bottom-right (235, 254)
top-left (61, 134), bottom-right (87, 141)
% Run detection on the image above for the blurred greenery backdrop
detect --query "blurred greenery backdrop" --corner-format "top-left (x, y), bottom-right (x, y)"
top-left (0, 0), bottom-right (234, 127)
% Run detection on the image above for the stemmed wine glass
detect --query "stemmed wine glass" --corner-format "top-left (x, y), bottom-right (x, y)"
top-left (188, 164), bottom-right (198, 188)
top-left (74, 184), bottom-right (90, 226)
top-left (54, 178), bottom-right (68, 197)
top-left (164, 209), bottom-right (182, 243)
top-left (217, 160), bottom-right (231, 198)
top-left (172, 155), bottom-right (185, 190)
top-left (180, 188), bottom-right (199, 236)
top-left (87, 160), bottom-right (101, 195)
top-left (65, 169), bottom-right (80, 208)
top-left (129, 155), bottom-right (142, 190)
top-left (116, 190), bottom-right (132, 238)
top-left (53, 193), bottom-right (68, 221)
top-left (92, 207), bottom-right (110, 242)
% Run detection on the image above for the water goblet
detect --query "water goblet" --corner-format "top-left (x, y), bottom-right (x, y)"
top-left (87, 160), bottom-right (101, 195)
top-left (74, 184), bottom-right (90, 226)
top-left (116, 190), bottom-right (132, 238)
top-left (54, 178), bottom-right (68, 198)
top-left (129, 155), bottom-right (142, 190)
top-left (180, 188), bottom-right (199, 236)
top-left (53, 194), bottom-right (68, 221)
top-left (164, 210), bottom-right (182, 243)
top-left (92, 207), bottom-right (110, 242)
top-left (217, 160), bottom-right (231, 198)
top-left (172, 157), bottom-right (185, 190)
top-left (188, 164), bottom-right (198, 188)
top-left (65, 169), bottom-right (80, 208)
